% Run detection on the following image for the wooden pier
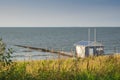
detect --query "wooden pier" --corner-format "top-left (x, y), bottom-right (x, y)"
top-left (14, 45), bottom-right (73, 57)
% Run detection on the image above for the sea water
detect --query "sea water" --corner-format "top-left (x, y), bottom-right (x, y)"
top-left (0, 27), bottom-right (120, 60)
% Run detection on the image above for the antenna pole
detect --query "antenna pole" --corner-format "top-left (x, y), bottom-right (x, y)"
top-left (88, 28), bottom-right (90, 42)
top-left (88, 28), bottom-right (90, 56)
top-left (94, 28), bottom-right (96, 42)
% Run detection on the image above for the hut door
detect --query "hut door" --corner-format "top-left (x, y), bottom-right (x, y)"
top-left (89, 48), bottom-right (94, 56)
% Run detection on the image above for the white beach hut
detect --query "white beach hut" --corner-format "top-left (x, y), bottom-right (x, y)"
top-left (74, 40), bottom-right (104, 58)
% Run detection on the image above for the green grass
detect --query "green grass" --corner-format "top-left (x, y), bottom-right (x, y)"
top-left (0, 54), bottom-right (120, 80)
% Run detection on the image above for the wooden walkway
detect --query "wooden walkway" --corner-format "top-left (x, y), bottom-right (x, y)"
top-left (14, 45), bottom-right (73, 57)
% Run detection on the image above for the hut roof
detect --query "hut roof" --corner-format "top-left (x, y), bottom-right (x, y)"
top-left (74, 40), bottom-right (103, 47)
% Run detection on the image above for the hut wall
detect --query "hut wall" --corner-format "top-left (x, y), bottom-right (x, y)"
top-left (76, 46), bottom-right (85, 58)
top-left (86, 46), bottom-right (104, 56)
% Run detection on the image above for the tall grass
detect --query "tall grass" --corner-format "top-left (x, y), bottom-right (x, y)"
top-left (0, 54), bottom-right (120, 80)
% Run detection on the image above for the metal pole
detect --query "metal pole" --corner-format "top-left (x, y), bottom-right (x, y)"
top-left (94, 28), bottom-right (96, 42)
top-left (88, 28), bottom-right (90, 42)
top-left (94, 28), bottom-right (96, 56)
top-left (88, 28), bottom-right (90, 56)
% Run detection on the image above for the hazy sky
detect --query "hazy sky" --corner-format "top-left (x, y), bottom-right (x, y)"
top-left (0, 0), bottom-right (120, 27)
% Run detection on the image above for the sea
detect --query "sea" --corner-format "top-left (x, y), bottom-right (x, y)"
top-left (0, 27), bottom-right (120, 60)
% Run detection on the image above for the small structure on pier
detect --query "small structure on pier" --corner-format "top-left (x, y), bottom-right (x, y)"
top-left (74, 40), bottom-right (104, 58)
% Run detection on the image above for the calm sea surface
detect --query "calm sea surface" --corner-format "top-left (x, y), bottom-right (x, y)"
top-left (0, 27), bottom-right (120, 60)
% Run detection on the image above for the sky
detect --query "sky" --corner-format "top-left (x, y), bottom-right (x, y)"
top-left (0, 0), bottom-right (120, 27)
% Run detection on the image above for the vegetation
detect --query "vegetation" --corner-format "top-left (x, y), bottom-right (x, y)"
top-left (0, 38), bottom-right (13, 66)
top-left (0, 38), bottom-right (120, 80)
top-left (0, 54), bottom-right (120, 80)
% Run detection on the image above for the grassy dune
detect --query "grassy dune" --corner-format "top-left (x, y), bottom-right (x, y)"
top-left (0, 55), bottom-right (120, 80)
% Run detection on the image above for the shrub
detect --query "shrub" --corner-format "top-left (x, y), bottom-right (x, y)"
top-left (0, 38), bottom-right (13, 66)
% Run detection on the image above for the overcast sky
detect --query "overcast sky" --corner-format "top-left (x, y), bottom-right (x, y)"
top-left (0, 0), bottom-right (120, 27)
